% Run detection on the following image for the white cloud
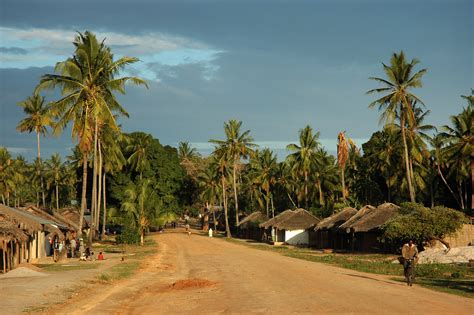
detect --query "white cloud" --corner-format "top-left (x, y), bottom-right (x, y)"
top-left (0, 27), bottom-right (221, 77)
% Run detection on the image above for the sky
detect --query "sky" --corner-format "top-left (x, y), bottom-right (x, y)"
top-left (0, 0), bottom-right (472, 160)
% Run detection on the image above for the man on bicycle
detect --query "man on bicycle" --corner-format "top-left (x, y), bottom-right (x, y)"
top-left (402, 240), bottom-right (418, 284)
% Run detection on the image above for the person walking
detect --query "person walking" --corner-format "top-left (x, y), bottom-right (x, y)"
top-left (402, 240), bottom-right (418, 285)
top-left (208, 228), bottom-right (213, 238)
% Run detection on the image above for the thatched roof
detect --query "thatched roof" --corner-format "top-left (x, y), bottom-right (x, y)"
top-left (348, 203), bottom-right (400, 233)
top-left (0, 219), bottom-right (28, 243)
top-left (272, 209), bottom-right (321, 231)
top-left (21, 205), bottom-right (73, 231)
top-left (57, 208), bottom-right (89, 228)
top-left (238, 212), bottom-right (269, 228)
top-left (315, 207), bottom-right (358, 231)
top-left (0, 204), bottom-right (43, 234)
top-left (259, 209), bottom-right (296, 229)
top-left (339, 205), bottom-right (376, 232)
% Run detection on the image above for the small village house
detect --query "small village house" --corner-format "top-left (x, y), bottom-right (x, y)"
top-left (339, 203), bottom-right (400, 252)
top-left (260, 209), bottom-right (320, 245)
top-left (314, 207), bottom-right (358, 250)
top-left (237, 211), bottom-right (269, 241)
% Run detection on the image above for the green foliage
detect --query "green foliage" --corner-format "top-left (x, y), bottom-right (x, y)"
top-left (115, 227), bottom-right (141, 244)
top-left (382, 202), bottom-right (466, 244)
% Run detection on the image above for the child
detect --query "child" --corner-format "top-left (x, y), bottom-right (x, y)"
top-left (98, 252), bottom-right (104, 261)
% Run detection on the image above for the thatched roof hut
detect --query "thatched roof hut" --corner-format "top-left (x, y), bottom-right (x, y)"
top-left (339, 205), bottom-right (376, 232)
top-left (238, 212), bottom-right (269, 229)
top-left (21, 205), bottom-right (76, 231)
top-left (57, 208), bottom-right (89, 228)
top-left (315, 207), bottom-right (358, 231)
top-left (0, 204), bottom-right (43, 234)
top-left (272, 209), bottom-right (321, 231)
top-left (259, 209), bottom-right (295, 229)
top-left (347, 203), bottom-right (400, 233)
top-left (0, 220), bottom-right (28, 244)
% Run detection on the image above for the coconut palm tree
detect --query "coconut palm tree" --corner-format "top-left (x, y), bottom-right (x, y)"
top-left (121, 179), bottom-right (158, 246)
top-left (17, 94), bottom-right (52, 207)
top-left (250, 149), bottom-right (278, 217)
top-left (197, 164), bottom-right (221, 231)
top-left (178, 141), bottom-right (200, 179)
top-left (440, 98), bottom-right (473, 210)
top-left (287, 125), bottom-right (320, 208)
top-left (211, 145), bottom-right (232, 237)
top-left (127, 133), bottom-right (153, 181)
top-left (367, 51), bottom-right (427, 202)
top-left (210, 120), bottom-right (255, 226)
top-left (45, 154), bottom-right (63, 210)
top-left (36, 31), bottom-right (147, 236)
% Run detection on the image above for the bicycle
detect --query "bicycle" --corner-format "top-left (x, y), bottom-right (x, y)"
top-left (404, 258), bottom-right (416, 286)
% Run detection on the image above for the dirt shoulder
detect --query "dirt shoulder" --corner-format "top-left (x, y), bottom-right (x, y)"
top-left (54, 230), bottom-right (472, 314)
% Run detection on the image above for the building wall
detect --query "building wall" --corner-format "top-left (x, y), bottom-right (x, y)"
top-left (285, 229), bottom-right (309, 245)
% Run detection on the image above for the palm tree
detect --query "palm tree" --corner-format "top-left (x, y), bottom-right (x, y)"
top-left (440, 97), bottom-right (473, 210)
top-left (367, 51), bottom-right (427, 202)
top-left (197, 165), bottom-right (221, 231)
top-left (37, 31), bottom-right (147, 235)
top-left (45, 154), bottom-right (63, 210)
top-left (287, 125), bottom-right (320, 208)
top-left (210, 120), bottom-right (255, 225)
top-left (121, 179), bottom-right (157, 246)
top-left (17, 94), bottom-right (52, 207)
top-left (250, 149), bottom-right (278, 217)
top-left (126, 133), bottom-right (153, 181)
top-left (178, 141), bottom-right (200, 179)
top-left (337, 132), bottom-right (349, 201)
top-left (211, 145), bottom-right (232, 237)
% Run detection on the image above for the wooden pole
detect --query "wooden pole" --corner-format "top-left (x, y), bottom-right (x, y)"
top-left (2, 239), bottom-right (5, 273)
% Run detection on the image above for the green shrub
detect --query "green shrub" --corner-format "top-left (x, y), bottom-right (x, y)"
top-left (116, 227), bottom-right (140, 244)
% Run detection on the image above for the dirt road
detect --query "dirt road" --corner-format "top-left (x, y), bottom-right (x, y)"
top-left (57, 231), bottom-right (472, 314)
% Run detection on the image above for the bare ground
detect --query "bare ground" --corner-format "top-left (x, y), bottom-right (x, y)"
top-left (44, 229), bottom-right (474, 315)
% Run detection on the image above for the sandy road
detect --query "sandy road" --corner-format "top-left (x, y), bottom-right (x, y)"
top-left (58, 230), bottom-right (473, 314)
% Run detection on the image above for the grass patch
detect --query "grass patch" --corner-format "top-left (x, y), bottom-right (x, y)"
top-left (224, 237), bottom-right (474, 298)
top-left (34, 263), bottom-right (100, 272)
top-left (96, 261), bottom-right (140, 282)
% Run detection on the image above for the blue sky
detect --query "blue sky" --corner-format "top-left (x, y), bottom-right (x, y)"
top-left (0, 0), bottom-right (472, 160)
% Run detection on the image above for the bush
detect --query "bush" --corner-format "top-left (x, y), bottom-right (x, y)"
top-left (115, 227), bottom-right (140, 244)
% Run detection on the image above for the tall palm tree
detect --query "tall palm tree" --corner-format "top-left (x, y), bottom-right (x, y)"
top-left (126, 133), bottom-right (153, 181)
top-left (440, 98), bottom-right (473, 210)
top-left (250, 149), bottom-right (278, 217)
top-left (197, 165), bottom-right (221, 231)
top-left (367, 51), bottom-right (427, 202)
top-left (211, 145), bottom-right (232, 237)
top-left (17, 94), bottom-right (52, 207)
top-left (287, 125), bottom-right (320, 208)
top-left (37, 31), bottom-right (147, 235)
top-left (45, 154), bottom-right (63, 210)
top-left (178, 141), bottom-right (200, 179)
top-left (210, 120), bottom-right (255, 225)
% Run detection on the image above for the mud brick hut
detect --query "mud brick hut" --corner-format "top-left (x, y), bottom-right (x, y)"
top-left (237, 212), bottom-right (269, 241)
top-left (260, 209), bottom-right (320, 245)
top-left (313, 207), bottom-right (358, 250)
top-left (339, 203), bottom-right (400, 252)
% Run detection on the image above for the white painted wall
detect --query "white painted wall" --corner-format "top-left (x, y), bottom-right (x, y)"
top-left (284, 229), bottom-right (309, 245)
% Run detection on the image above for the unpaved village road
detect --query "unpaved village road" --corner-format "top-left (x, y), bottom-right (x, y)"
top-left (57, 231), bottom-right (472, 314)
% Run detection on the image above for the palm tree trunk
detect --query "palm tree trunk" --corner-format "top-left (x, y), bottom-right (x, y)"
top-left (90, 121), bottom-right (98, 242)
top-left (400, 115), bottom-right (415, 202)
top-left (1, 194), bottom-right (5, 205)
top-left (341, 167), bottom-right (346, 200)
top-left (304, 171), bottom-right (308, 208)
top-left (36, 129), bottom-right (46, 208)
top-left (102, 172), bottom-right (107, 236)
top-left (287, 192), bottom-right (297, 208)
top-left (97, 141), bottom-right (103, 233)
top-left (459, 181), bottom-right (465, 210)
top-left (222, 175), bottom-right (231, 238)
top-left (78, 155), bottom-right (88, 237)
top-left (470, 159), bottom-right (473, 212)
top-left (409, 157), bottom-right (416, 195)
top-left (318, 179), bottom-right (324, 206)
top-left (270, 194), bottom-right (275, 218)
top-left (55, 183), bottom-right (59, 210)
top-left (265, 191), bottom-right (269, 217)
top-left (437, 164), bottom-right (463, 209)
top-left (233, 162), bottom-right (239, 226)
